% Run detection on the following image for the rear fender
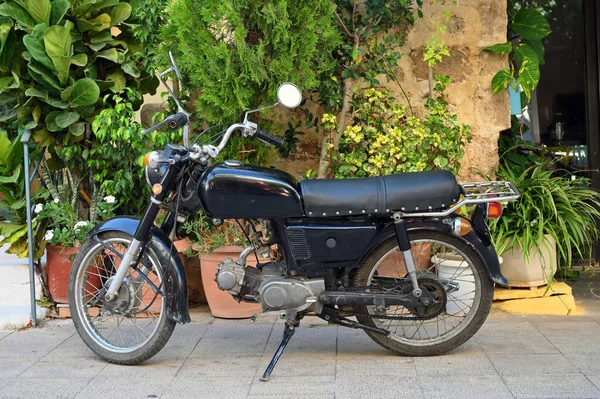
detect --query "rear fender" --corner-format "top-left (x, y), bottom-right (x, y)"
top-left (361, 218), bottom-right (508, 286)
top-left (87, 216), bottom-right (191, 324)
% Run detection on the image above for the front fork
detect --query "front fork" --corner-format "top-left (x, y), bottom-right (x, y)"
top-left (393, 214), bottom-right (423, 297)
top-left (105, 167), bottom-right (178, 301)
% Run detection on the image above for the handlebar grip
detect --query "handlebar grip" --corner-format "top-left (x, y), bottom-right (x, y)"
top-left (256, 129), bottom-right (285, 148)
top-left (168, 112), bottom-right (189, 130)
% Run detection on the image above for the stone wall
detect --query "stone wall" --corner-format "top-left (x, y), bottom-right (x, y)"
top-left (270, 0), bottom-right (510, 182)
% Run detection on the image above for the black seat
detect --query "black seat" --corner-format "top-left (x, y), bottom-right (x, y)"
top-left (300, 170), bottom-right (462, 217)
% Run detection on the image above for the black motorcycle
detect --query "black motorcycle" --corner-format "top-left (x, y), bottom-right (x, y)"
top-left (68, 53), bottom-right (520, 381)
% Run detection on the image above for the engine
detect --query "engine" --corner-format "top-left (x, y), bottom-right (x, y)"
top-left (215, 258), bottom-right (325, 312)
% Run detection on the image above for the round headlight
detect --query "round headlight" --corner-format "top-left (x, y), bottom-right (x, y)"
top-left (145, 166), bottom-right (162, 186)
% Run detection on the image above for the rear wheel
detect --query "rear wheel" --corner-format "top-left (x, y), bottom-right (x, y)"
top-left (352, 230), bottom-right (494, 356)
top-left (68, 231), bottom-right (176, 364)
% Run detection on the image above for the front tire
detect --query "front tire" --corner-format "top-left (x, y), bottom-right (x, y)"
top-left (352, 230), bottom-right (494, 356)
top-left (68, 231), bottom-right (176, 364)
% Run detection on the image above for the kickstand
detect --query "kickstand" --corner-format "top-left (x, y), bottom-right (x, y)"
top-left (260, 317), bottom-right (299, 382)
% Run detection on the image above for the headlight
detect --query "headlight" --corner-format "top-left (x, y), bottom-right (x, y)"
top-left (145, 166), bottom-right (163, 186)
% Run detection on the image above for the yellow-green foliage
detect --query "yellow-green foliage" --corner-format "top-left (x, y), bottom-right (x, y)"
top-left (323, 75), bottom-right (471, 178)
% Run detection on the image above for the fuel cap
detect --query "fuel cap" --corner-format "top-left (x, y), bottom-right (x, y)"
top-left (224, 159), bottom-right (243, 167)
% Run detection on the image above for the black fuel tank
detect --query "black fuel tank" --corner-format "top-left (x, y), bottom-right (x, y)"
top-left (199, 162), bottom-right (304, 219)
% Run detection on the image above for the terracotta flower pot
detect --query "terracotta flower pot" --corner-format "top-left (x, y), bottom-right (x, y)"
top-left (200, 246), bottom-right (262, 319)
top-left (46, 245), bottom-right (81, 304)
top-left (174, 238), bottom-right (206, 304)
top-left (376, 243), bottom-right (433, 277)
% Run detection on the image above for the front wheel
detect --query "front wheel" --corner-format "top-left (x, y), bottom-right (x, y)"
top-left (352, 230), bottom-right (494, 356)
top-left (68, 231), bottom-right (176, 364)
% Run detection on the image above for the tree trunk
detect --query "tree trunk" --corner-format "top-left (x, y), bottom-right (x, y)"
top-left (317, 36), bottom-right (360, 179)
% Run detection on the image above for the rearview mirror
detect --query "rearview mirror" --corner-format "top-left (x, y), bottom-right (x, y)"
top-left (169, 51), bottom-right (183, 81)
top-left (277, 83), bottom-right (302, 109)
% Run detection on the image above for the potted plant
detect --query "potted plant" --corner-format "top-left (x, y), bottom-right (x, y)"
top-left (490, 160), bottom-right (600, 287)
top-left (37, 166), bottom-right (118, 303)
top-left (183, 216), bottom-right (262, 318)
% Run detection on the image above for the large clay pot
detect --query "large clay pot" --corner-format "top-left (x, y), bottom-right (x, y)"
top-left (46, 245), bottom-right (80, 304)
top-left (174, 238), bottom-right (206, 304)
top-left (200, 246), bottom-right (262, 318)
top-left (376, 243), bottom-right (432, 277)
top-left (500, 234), bottom-right (557, 287)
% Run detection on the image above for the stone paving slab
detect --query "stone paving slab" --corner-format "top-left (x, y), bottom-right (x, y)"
top-left (1, 308), bottom-right (600, 398)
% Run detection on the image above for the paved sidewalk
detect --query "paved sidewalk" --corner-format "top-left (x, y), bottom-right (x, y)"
top-left (1, 304), bottom-right (600, 399)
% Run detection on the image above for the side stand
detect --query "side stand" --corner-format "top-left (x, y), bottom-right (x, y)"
top-left (260, 315), bottom-right (299, 382)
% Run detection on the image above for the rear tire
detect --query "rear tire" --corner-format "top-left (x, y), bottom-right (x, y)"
top-left (352, 230), bottom-right (494, 356)
top-left (68, 231), bottom-right (176, 364)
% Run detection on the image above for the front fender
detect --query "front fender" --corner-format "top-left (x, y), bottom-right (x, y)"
top-left (88, 216), bottom-right (191, 324)
top-left (361, 218), bottom-right (508, 286)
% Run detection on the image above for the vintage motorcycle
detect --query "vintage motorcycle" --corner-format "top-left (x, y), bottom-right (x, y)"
top-left (68, 53), bottom-right (520, 381)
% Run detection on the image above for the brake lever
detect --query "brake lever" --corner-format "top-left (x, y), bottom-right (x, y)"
top-left (141, 119), bottom-right (169, 136)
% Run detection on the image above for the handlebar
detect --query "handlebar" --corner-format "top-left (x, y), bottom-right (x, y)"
top-left (141, 112), bottom-right (189, 136)
top-left (255, 128), bottom-right (285, 148)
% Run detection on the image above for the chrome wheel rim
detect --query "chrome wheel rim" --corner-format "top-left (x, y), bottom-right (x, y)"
top-left (366, 239), bottom-right (482, 347)
top-left (73, 237), bottom-right (166, 353)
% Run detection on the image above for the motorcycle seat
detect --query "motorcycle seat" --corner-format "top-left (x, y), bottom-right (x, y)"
top-left (299, 170), bottom-right (462, 217)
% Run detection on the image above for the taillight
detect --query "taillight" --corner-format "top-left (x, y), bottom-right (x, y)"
top-left (487, 202), bottom-right (503, 219)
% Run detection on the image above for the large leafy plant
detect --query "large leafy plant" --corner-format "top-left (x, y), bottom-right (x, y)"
top-left (322, 75), bottom-right (471, 178)
top-left (0, 129), bottom-right (47, 257)
top-left (491, 160), bottom-right (600, 269)
top-left (0, 0), bottom-right (160, 145)
top-left (484, 8), bottom-right (551, 103)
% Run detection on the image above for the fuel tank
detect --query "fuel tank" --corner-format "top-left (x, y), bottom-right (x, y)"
top-left (199, 161), bottom-right (304, 219)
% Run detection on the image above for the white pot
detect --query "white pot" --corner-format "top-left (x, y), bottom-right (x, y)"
top-left (432, 253), bottom-right (476, 316)
top-left (500, 234), bottom-right (556, 287)
top-left (0, 245), bottom-right (46, 329)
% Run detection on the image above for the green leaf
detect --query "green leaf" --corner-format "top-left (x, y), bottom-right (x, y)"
top-left (96, 48), bottom-right (119, 62)
top-left (69, 122), bottom-right (85, 137)
top-left (121, 61), bottom-right (140, 77)
top-left (491, 69), bottom-right (513, 95)
top-left (23, 31), bottom-right (55, 71)
top-left (512, 9), bottom-right (551, 40)
top-left (484, 42), bottom-right (512, 55)
top-left (107, 70), bottom-right (126, 92)
top-left (23, 0), bottom-right (51, 24)
top-left (109, 3), bottom-right (131, 26)
top-left (68, 78), bottom-right (100, 107)
top-left (524, 39), bottom-right (545, 65)
top-left (0, 2), bottom-right (36, 30)
top-left (25, 87), bottom-right (48, 98)
top-left (88, 13), bottom-right (111, 31)
top-left (43, 22), bottom-right (73, 85)
top-left (518, 59), bottom-right (540, 92)
top-left (515, 43), bottom-right (539, 66)
top-left (50, 0), bottom-right (69, 25)
top-left (27, 60), bottom-right (61, 92)
top-left (45, 110), bottom-right (62, 131)
top-left (71, 53), bottom-right (88, 66)
top-left (55, 111), bottom-right (80, 128)
top-left (43, 96), bottom-right (69, 109)
top-left (0, 76), bottom-right (13, 92)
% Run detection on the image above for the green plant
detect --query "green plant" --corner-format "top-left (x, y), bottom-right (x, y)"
top-left (0, 129), bottom-right (47, 258)
top-left (315, 0), bottom-right (422, 177)
top-left (182, 217), bottom-right (246, 256)
top-left (322, 75), bottom-right (471, 178)
top-left (0, 0), bottom-right (164, 146)
top-left (37, 165), bottom-right (117, 248)
top-left (490, 161), bottom-right (600, 269)
top-left (162, 0), bottom-right (340, 125)
top-left (484, 8), bottom-right (551, 103)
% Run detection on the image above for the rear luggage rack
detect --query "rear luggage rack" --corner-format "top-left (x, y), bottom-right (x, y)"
top-left (396, 181), bottom-right (520, 218)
